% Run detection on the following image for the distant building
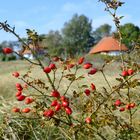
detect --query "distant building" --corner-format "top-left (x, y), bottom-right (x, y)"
top-left (22, 43), bottom-right (45, 59)
top-left (89, 36), bottom-right (128, 56)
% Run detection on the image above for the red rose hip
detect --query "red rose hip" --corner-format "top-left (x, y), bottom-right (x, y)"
top-left (51, 100), bottom-right (58, 106)
top-left (12, 107), bottom-right (20, 113)
top-left (85, 117), bottom-right (92, 124)
top-left (49, 63), bottom-right (56, 69)
top-left (44, 67), bottom-right (51, 73)
top-left (17, 95), bottom-right (26, 101)
top-left (55, 104), bottom-right (61, 111)
top-left (84, 89), bottom-right (90, 96)
top-left (88, 68), bottom-right (97, 75)
top-left (127, 69), bottom-right (134, 76)
top-left (62, 101), bottom-right (69, 107)
top-left (51, 90), bottom-right (60, 98)
top-left (22, 108), bottom-right (31, 113)
top-left (43, 109), bottom-right (54, 117)
top-left (78, 57), bottom-right (84, 65)
top-left (83, 63), bottom-right (92, 69)
top-left (12, 72), bottom-right (20, 77)
top-left (65, 107), bottom-right (72, 115)
top-left (114, 99), bottom-right (121, 106)
top-left (3, 47), bottom-right (13, 54)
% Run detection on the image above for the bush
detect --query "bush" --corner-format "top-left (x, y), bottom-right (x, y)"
top-left (0, 1), bottom-right (140, 140)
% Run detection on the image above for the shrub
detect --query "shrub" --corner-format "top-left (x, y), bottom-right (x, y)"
top-left (0, 0), bottom-right (140, 140)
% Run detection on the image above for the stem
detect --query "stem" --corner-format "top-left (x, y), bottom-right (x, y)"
top-left (64, 66), bottom-right (78, 96)
top-left (57, 69), bottom-right (65, 90)
top-left (100, 70), bottom-right (112, 91)
top-left (14, 51), bottom-right (40, 66)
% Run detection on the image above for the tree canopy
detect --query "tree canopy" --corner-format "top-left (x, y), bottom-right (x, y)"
top-left (116, 23), bottom-right (140, 49)
top-left (93, 24), bottom-right (112, 43)
top-left (62, 14), bottom-right (94, 57)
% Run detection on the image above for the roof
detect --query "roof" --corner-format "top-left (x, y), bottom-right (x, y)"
top-left (89, 36), bottom-right (128, 54)
top-left (22, 44), bottom-right (44, 55)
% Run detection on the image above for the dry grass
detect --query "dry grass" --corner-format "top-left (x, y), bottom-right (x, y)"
top-left (0, 60), bottom-right (139, 99)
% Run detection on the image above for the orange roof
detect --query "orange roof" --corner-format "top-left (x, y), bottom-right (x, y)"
top-left (22, 44), bottom-right (43, 54)
top-left (89, 36), bottom-right (128, 54)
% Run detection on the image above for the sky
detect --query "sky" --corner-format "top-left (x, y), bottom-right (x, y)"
top-left (0, 0), bottom-right (140, 43)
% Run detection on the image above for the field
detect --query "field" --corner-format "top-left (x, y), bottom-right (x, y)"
top-left (0, 58), bottom-right (121, 98)
top-left (0, 57), bottom-right (140, 140)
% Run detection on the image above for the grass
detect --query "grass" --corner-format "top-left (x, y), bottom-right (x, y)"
top-left (0, 59), bottom-right (121, 98)
top-left (0, 59), bottom-right (140, 139)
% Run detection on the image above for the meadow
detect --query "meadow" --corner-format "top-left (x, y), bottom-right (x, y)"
top-left (0, 55), bottom-right (140, 140)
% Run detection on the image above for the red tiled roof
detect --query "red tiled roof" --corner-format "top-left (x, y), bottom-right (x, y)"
top-left (89, 36), bottom-right (128, 54)
top-left (22, 44), bottom-right (43, 54)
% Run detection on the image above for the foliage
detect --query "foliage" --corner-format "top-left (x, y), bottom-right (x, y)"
top-left (62, 14), bottom-right (94, 57)
top-left (93, 24), bottom-right (112, 43)
top-left (115, 23), bottom-right (140, 49)
top-left (0, 0), bottom-right (140, 140)
top-left (41, 30), bottom-right (64, 57)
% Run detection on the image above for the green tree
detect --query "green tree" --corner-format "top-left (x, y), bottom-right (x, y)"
top-left (62, 14), bottom-right (94, 57)
top-left (41, 30), bottom-right (63, 56)
top-left (118, 23), bottom-right (140, 49)
top-left (93, 24), bottom-right (112, 43)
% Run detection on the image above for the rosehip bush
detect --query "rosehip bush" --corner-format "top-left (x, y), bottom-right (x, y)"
top-left (0, 1), bottom-right (140, 140)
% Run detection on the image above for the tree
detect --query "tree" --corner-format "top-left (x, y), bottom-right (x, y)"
top-left (117, 23), bottom-right (140, 49)
top-left (93, 24), bottom-right (112, 43)
top-left (62, 14), bottom-right (94, 57)
top-left (41, 30), bottom-right (63, 56)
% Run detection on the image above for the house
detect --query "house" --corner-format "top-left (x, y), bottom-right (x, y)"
top-left (89, 36), bottom-right (128, 56)
top-left (22, 43), bottom-right (45, 59)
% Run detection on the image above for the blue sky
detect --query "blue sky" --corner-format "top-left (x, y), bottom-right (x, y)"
top-left (0, 0), bottom-right (140, 42)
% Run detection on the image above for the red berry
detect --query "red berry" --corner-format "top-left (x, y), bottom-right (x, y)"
top-left (122, 70), bottom-right (129, 77)
top-left (91, 83), bottom-right (96, 91)
top-left (15, 83), bottom-right (23, 91)
top-left (44, 67), bottom-right (51, 73)
top-left (49, 63), bottom-right (56, 69)
top-left (17, 87), bottom-right (23, 91)
top-left (51, 100), bottom-right (58, 106)
top-left (129, 103), bottom-right (136, 108)
top-left (115, 99), bottom-right (121, 106)
top-left (127, 69), bottom-right (134, 76)
top-left (16, 83), bottom-right (22, 88)
top-left (43, 109), bottom-right (54, 117)
top-left (3, 47), bottom-right (13, 54)
top-left (17, 95), bottom-right (26, 101)
top-left (22, 108), bottom-right (30, 113)
top-left (55, 103), bottom-right (61, 111)
top-left (84, 89), bottom-right (90, 96)
top-left (53, 56), bottom-right (59, 62)
top-left (78, 57), bottom-right (84, 65)
top-left (126, 104), bottom-right (131, 110)
top-left (65, 107), bottom-right (72, 115)
top-left (12, 72), bottom-right (20, 77)
top-left (83, 63), bottom-right (92, 69)
top-left (25, 98), bottom-right (34, 104)
top-left (88, 68), bottom-right (97, 75)
top-left (62, 101), bottom-right (69, 107)
top-left (85, 117), bottom-right (92, 124)
top-left (60, 96), bottom-right (66, 101)
top-left (51, 90), bottom-right (60, 98)
top-left (16, 91), bottom-right (22, 97)
top-left (67, 64), bottom-right (75, 69)
top-left (12, 107), bottom-right (20, 113)
top-left (119, 107), bottom-right (125, 112)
